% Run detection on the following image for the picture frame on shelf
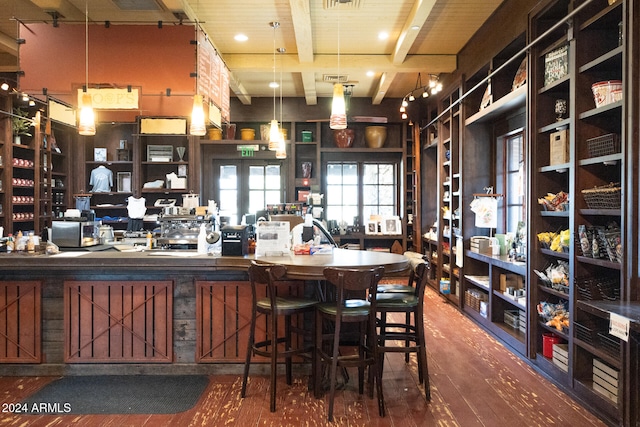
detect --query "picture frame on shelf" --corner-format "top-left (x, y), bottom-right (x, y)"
top-left (297, 189), bottom-right (310, 202)
top-left (117, 172), bottom-right (132, 193)
top-left (381, 216), bottom-right (401, 235)
top-left (94, 148), bottom-right (107, 162)
top-left (365, 220), bottom-right (380, 235)
top-left (177, 164), bottom-right (187, 177)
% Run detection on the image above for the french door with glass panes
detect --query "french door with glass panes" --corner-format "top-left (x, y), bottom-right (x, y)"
top-left (210, 160), bottom-right (284, 225)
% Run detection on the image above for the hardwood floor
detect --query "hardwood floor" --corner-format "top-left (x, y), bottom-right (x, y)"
top-left (0, 285), bottom-right (607, 426)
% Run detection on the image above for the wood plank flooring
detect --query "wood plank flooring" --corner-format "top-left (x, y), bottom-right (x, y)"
top-left (0, 285), bottom-right (607, 426)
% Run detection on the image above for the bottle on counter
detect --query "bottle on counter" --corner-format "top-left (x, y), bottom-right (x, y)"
top-left (197, 223), bottom-right (207, 254)
top-left (16, 230), bottom-right (25, 252)
top-left (146, 231), bottom-right (153, 250)
top-left (27, 232), bottom-right (35, 253)
top-left (6, 233), bottom-right (13, 253)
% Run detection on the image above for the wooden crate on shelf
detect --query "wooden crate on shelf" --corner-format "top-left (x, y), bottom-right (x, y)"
top-left (552, 343), bottom-right (568, 372)
top-left (592, 358), bottom-right (619, 403)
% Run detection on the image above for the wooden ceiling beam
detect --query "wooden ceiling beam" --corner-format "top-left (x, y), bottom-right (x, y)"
top-left (224, 53), bottom-right (456, 74)
top-left (371, 71), bottom-right (396, 105)
top-left (392, 0), bottom-right (437, 65)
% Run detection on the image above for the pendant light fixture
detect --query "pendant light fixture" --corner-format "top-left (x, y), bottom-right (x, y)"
top-left (189, 93), bottom-right (206, 136)
top-left (268, 21), bottom-right (281, 150)
top-left (78, 1), bottom-right (95, 136)
top-left (329, 4), bottom-right (347, 130)
top-left (275, 47), bottom-right (287, 159)
top-left (189, 0), bottom-right (206, 136)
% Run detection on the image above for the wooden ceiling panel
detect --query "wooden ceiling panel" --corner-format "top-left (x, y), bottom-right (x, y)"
top-left (0, 0), bottom-right (505, 103)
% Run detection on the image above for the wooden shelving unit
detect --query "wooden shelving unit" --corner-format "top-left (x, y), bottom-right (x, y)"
top-left (528, 0), bottom-right (632, 424)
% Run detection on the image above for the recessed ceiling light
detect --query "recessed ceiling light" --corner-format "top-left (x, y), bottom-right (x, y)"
top-left (378, 32), bottom-right (389, 40)
top-left (269, 82), bottom-right (279, 88)
top-left (411, 25), bottom-right (420, 30)
top-left (234, 34), bottom-right (248, 42)
top-left (366, 71), bottom-right (374, 77)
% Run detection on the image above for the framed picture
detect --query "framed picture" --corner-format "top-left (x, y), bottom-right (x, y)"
top-left (381, 216), bottom-right (401, 235)
top-left (117, 172), bottom-right (132, 193)
top-left (365, 220), bottom-right (379, 235)
top-left (297, 189), bottom-right (310, 202)
top-left (94, 148), bottom-right (107, 162)
top-left (544, 44), bottom-right (569, 86)
top-left (177, 164), bottom-right (188, 177)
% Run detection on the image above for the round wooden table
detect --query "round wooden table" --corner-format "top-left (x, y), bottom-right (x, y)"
top-left (255, 248), bottom-right (409, 280)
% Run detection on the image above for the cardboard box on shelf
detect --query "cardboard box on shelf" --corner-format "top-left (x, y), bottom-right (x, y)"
top-left (550, 129), bottom-right (569, 165)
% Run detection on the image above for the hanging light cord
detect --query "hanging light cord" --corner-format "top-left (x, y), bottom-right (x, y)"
top-left (85, 1), bottom-right (88, 89)
top-left (279, 48), bottom-right (283, 126)
top-left (272, 23), bottom-right (277, 122)
top-left (337, 6), bottom-right (340, 80)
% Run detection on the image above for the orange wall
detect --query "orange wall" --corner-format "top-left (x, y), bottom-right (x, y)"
top-left (19, 23), bottom-right (197, 121)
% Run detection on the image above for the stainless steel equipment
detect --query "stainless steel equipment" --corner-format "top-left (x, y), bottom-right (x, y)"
top-left (156, 215), bottom-right (213, 248)
top-left (51, 220), bottom-right (100, 247)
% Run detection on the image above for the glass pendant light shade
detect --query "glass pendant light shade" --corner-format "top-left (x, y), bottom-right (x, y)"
top-left (268, 119), bottom-right (280, 150)
top-left (189, 94), bottom-right (206, 136)
top-left (275, 134), bottom-right (286, 159)
top-left (78, 93), bottom-right (96, 136)
top-left (330, 83), bottom-right (347, 129)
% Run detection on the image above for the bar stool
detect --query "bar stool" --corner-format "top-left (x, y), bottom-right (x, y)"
top-left (241, 261), bottom-right (317, 412)
top-left (377, 251), bottom-right (427, 294)
top-left (315, 266), bottom-right (385, 422)
top-left (376, 260), bottom-right (431, 400)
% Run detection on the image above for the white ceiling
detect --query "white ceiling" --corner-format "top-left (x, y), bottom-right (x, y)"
top-left (1, 0), bottom-right (504, 104)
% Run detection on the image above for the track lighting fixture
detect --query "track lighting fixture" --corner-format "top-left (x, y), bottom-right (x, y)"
top-left (399, 73), bottom-right (443, 120)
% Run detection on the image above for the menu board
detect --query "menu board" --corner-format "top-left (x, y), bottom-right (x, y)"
top-left (197, 26), bottom-right (229, 121)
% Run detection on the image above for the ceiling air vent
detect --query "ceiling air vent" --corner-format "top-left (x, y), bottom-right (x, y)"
top-left (323, 74), bottom-right (349, 83)
top-left (323, 0), bottom-right (363, 9)
top-left (112, 0), bottom-right (163, 11)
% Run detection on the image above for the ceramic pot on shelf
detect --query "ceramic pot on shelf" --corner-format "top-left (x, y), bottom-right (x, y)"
top-left (333, 129), bottom-right (355, 148)
top-left (240, 128), bottom-right (255, 140)
top-left (364, 126), bottom-right (387, 148)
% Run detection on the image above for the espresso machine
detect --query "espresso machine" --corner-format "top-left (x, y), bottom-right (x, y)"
top-left (156, 214), bottom-right (215, 249)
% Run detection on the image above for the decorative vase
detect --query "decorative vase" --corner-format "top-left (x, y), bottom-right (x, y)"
top-left (176, 146), bottom-right (186, 161)
top-left (333, 129), bottom-right (355, 148)
top-left (364, 126), bottom-right (387, 148)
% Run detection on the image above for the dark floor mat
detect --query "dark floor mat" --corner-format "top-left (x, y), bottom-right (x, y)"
top-left (21, 375), bottom-right (209, 414)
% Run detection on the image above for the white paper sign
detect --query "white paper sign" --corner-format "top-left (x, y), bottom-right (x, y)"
top-left (609, 312), bottom-right (629, 342)
top-left (255, 221), bottom-right (290, 256)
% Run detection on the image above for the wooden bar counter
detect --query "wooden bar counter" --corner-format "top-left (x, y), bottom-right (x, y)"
top-left (0, 249), bottom-right (408, 376)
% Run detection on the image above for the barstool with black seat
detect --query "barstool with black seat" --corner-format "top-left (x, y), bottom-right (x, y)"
top-left (241, 261), bottom-right (318, 412)
top-left (315, 266), bottom-right (385, 422)
top-left (376, 251), bottom-right (427, 294)
top-left (376, 260), bottom-right (431, 400)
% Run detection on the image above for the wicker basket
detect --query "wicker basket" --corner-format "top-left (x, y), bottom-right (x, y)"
top-left (464, 289), bottom-right (488, 312)
top-left (581, 183), bottom-right (621, 209)
top-left (586, 133), bottom-right (620, 158)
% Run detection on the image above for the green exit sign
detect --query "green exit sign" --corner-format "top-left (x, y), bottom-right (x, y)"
top-left (237, 145), bottom-right (258, 157)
